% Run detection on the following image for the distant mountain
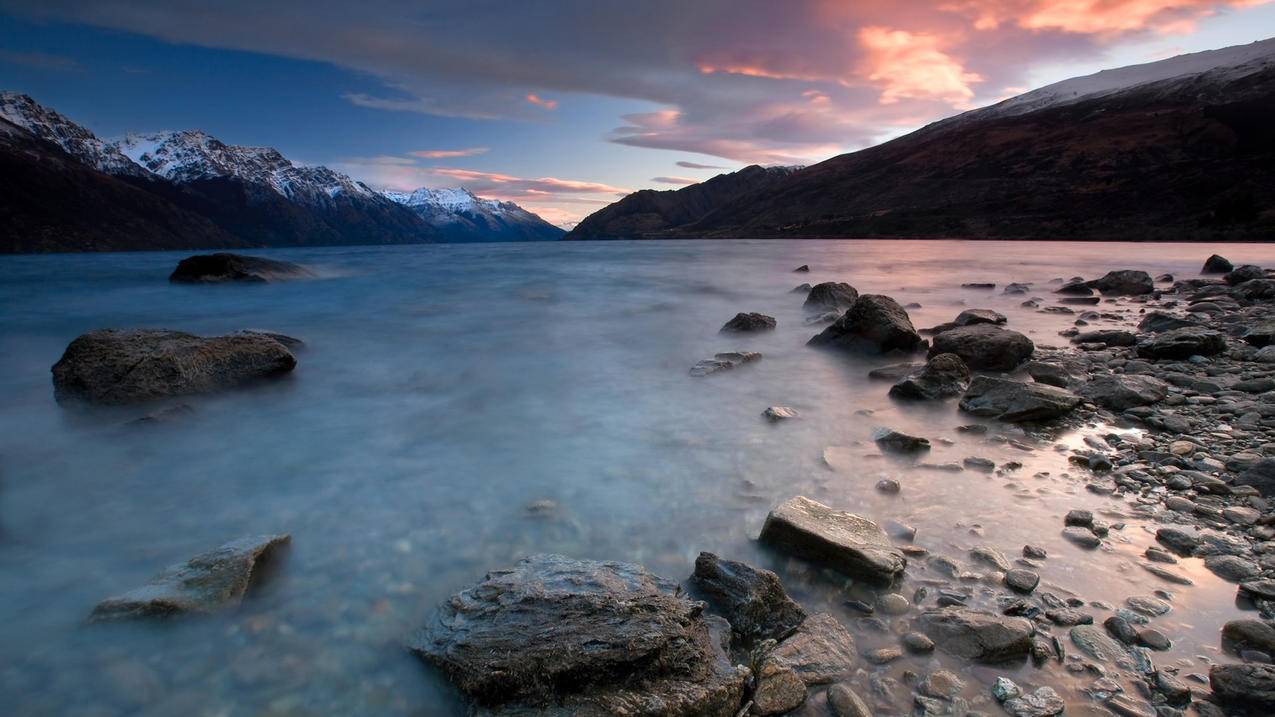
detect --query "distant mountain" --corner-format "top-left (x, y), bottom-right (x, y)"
top-left (570, 39), bottom-right (1275, 242)
top-left (0, 92), bottom-right (150, 178)
top-left (0, 114), bottom-right (246, 253)
top-left (382, 187), bottom-right (564, 242)
top-left (564, 165), bottom-right (799, 240)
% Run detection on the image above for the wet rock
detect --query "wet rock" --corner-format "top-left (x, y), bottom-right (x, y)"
top-left (759, 496), bottom-right (906, 583)
top-left (970, 546), bottom-right (1012, 572)
top-left (804, 282), bottom-right (859, 312)
top-left (1077, 374), bottom-right (1169, 410)
top-left (1062, 527), bottom-right (1101, 549)
top-left (874, 428), bottom-right (931, 454)
top-left (918, 670), bottom-right (964, 699)
top-left (690, 351), bottom-right (762, 377)
top-left (51, 329), bottom-right (297, 405)
top-left (1072, 329), bottom-right (1137, 347)
top-left (888, 353), bottom-right (971, 400)
top-left (1070, 624), bottom-right (1127, 662)
top-left (408, 554), bottom-right (748, 715)
top-left (794, 264), bottom-right (810, 273)
top-left (763, 406), bottom-right (799, 422)
top-left (1003, 686), bottom-right (1064, 717)
top-left (1240, 579), bottom-right (1275, 601)
top-left (1086, 270), bottom-right (1153, 295)
top-left (1209, 663), bottom-right (1275, 708)
top-left (1202, 254), bottom-right (1233, 274)
top-left (1136, 327), bottom-right (1226, 360)
top-left (1105, 616), bottom-right (1139, 645)
top-left (1057, 279), bottom-right (1094, 295)
top-left (917, 608), bottom-right (1034, 663)
top-left (827, 684), bottom-right (872, 717)
top-left (1105, 695), bottom-right (1156, 717)
top-left (902, 632), bottom-right (935, 654)
top-left (1225, 264), bottom-right (1266, 286)
top-left (720, 312), bottom-right (776, 333)
top-left (90, 534), bottom-right (290, 621)
top-left (752, 661), bottom-right (807, 715)
top-left (928, 324), bottom-right (1034, 371)
top-left (927, 308), bottom-right (1008, 334)
top-left (1204, 555), bottom-right (1260, 582)
top-left (1137, 312), bottom-right (1198, 333)
top-left (964, 456), bottom-right (995, 472)
top-left (1222, 619), bottom-right (1275, 656)
top-left (869, 362), bottom-right (925, 381)
top-left (1024, 361), bottom-right (1077, 388)
top-left (1125, 596), bottom-right (1170, 617)
top-left (959, 376), bottom-right (1081, 423)
top-left (689, 552), bottom-right (806, 643)
top-left (1023, 545), bottom-right (1047, 559)
top-left (765, 613), bottom-right (857, 685)
top-left (1241, 320), bottom-right (1275, 347)
top-left (169, 252), bottom-right (314, 283)
top-left (1155, 527), bottom-right (1199, 554)
top-left (1137, 628), bottom-right (1170, 651)
top-left (1005, 569), bottom-right (1040, 594)
top-left (1235, 458), bottom-right (1275, 497)
top-left (807, 294), bottom-right (923, 355)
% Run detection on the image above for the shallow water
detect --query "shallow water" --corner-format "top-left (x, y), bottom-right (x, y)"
top-left (3, 239), bottom-right (1275, 716)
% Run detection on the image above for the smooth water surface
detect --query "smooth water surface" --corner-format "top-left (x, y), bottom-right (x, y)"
top-left (3, 240), bottom-right (1275, 716)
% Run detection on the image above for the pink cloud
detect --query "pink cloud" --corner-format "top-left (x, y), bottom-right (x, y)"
top-left (651, 176), bottom-right (700, 185)
top-left (526, 93), bottom-right (558, 110)
top-left (859, 26), bottom-right (984, 106)
top-left (409, 147), bottom-right (489, 159)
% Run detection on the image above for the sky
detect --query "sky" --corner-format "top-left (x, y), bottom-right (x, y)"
top-left (1, 1), bottom-right (1273, 227)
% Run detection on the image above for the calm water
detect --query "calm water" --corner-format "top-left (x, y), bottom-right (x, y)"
top-left (3, 239), bottom-right (1275, 716)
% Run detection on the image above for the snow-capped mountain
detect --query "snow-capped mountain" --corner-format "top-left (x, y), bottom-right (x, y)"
top-left (0, 91), bottom-right (150, 178)
top-left (958, 37), bottom-right (1275, 124)
top-left (115, 131), bottom-right (378, 206)
top-left (383, 187), bottom-right (564, 242)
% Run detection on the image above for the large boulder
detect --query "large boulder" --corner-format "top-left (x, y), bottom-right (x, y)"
top-left (51, 329), bottom-right (297, 405)
top-left (803, 282), bottom-right (859, 312)
top-left (1086, 270), bottom-right (1153, 295)
top-left (959, 376), bottom-right (1080, 423)
top-left (689, 552), bottom-right (806, 643)
top-left (169, 253), bottom-right (314, 283)
top-left (1225, 265), bottom-right (1266, 286)
top-left (928, 325), bottom-right (1034, 371)
top-left (889, 353), bottom-right (971, 400)
top-left (807, 295), bottom-right (923, 355)
top-left (759, 496), bottom-right (906, 583)
top-left (1136, 327), bottom-right (1226, 359)
top-left (917, 608), bottom-right (1034, 663)
top-left (90, 535), bottom-right (290, 621)
top-left (720, 312), bottom-right (776, 333)
top-left (1210, 663), bottom-right (1275, 708)
top-left (409, 554), bottom-right (748, 716)
top-left (1202, 254), bottom-right (1233, 274)
top-left (1077, 374), bottom-right (1169, 410)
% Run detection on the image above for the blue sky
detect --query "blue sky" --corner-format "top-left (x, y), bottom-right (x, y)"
top-left (1, 1), bottom-right (1273, 226)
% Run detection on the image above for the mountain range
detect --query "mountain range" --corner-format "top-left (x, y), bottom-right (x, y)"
top-left (0, 92), bottom-right (562, 253)
top-left (566, 38), bottom-right (1275, 242)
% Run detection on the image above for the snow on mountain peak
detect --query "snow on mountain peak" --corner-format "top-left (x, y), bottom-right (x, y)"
top-left (381, 186), bottom-right (563, 240)
top-left (113, 130), bottom-right (374, 202)
top-left (0, 91), bottom-right (150, 177)
top-left (970, 37), bottom-right (1275, 122)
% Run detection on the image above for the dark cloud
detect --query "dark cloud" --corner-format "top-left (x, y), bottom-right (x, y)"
top-left (651, 176), bottom-right (699, 185)
top-left (676, 160), bottom-right (726, 169)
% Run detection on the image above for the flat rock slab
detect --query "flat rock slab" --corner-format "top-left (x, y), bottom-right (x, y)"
top-left (52, 329), bottom-right (297, 405)
top-left (959, 376), bottom-right (1080, 423)
top-left (169, 253), bottom-right (314, 283)
top-left (689, 552), bottom-right (806, 643)
top-left (764, 613), bottom-right (856, 685)
top-left (90, 534), bottom-right (290, 621)
top-left (917, 608), bottom-right (1034, 663)
top-left (760, 496), bottom-right (906, 583)
top-left (409, 554), bottom-right (748, 716)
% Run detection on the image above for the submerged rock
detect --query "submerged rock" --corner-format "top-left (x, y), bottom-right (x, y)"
top-left (928, 325), bottom-right (1034, 371)
top-left (759, 496), bottom-right (906, 583)
top-left (803, 282), bottom-right (859, 312)
top-left (169, 252), bottom-right (314, 283)
top-left (409, 554), bottom-right (748, 716)
top-left (689, 351), bottom-right (761, 377)
top-left (763, 406), bottom-right (800, 421)
top-left (720, 312), bottom-right (776, 333)
top-left (1136, 327), bottom-right (1226, 359)
top-left (1077, 374), bottom-right (1168, 410)
top-left (959, 376), bottom-right (1080, 423)
top-left (807, 294), bottom-right (923, 355)
top-left (689, 552), bottom-right (806, 643)
top-left (90, 534), bottom-right (290, 621)
top-left (873, 428), bottom-right (930, 454)
top-left (917, 608), bottom-right (1034, 663)
top-left (888, 353), bottom-right (970, 400)
top-left (51, 329), bottom-right (297, 405)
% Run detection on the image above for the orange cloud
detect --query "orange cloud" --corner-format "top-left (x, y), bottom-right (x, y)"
top-left (949, 0), bottom-right (1272, 36)
top-left (409, 147), bottom-right (489, 159)
top-left (526, 93), bottom-right (558, 110)
top-left (858, 26), bottom-right (984, 106)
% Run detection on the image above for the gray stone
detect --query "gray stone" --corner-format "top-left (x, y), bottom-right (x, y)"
top-left (1071, 624), bottom-right (1128, 662)
top-left (804, 282), bottom-right (859, 312)
top-left (765, 613), bottom-right (857, 685)
top-left (90, 535), bottom-right (290, 621)
top-left (759, 496), bottom-right (906, 583)
top-left (720, 312), bottom-right (776, 332)
top-left (889, 353), bottom-right (971, 400)
top-left (690, 351), bottom-right (761, 377)
top-left (1003, 687), bottom-right (1065, 717)
top-left (1005, 569), bottom-right (1040, 593)
top-left (1137, 327), bottom-right (1226, 360)
top-left (917, 608), bottom-right (1034, 663)
top-left (51, 329), bottom-right (297, 405)
top-left (1210, 663), bottom-right (1275, 708)
top-left (1078, 374), bottom-right (1169, 410)
top-left (929, 324), bottom-right (1035, 371)
top-left (959, 376), bottom-right (1081, 423)
top-left (874, 428), bottom-right (931, 453)
top-left (689, 552), bottom-right (806, 643)
top-left (1086, 269), bottom-right (1153, 295)
top-left (808, 294), bottom-right (924, 355)
top-left (409, 554), bottom-right (748, 715)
